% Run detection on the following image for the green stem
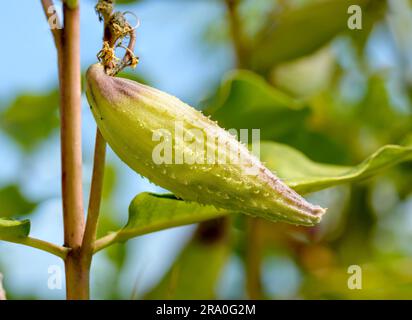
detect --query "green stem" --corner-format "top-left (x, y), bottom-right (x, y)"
top-left (78, 129), bottom-right (107, 298)
top-left (93, 232), bottom-right (119, 254)
top-left (245, 218), bottom-right (263, 299)
top-left (0, 237), bottom-right (69, 259)
top-left (225, 0), bottom-right (248, 68)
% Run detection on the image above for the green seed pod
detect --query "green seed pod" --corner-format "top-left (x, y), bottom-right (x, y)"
top-left (86, 63), bottom-right (326, 226)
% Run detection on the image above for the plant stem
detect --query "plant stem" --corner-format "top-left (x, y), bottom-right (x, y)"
top-left (41, 0), bottom-right (87, 299)
top-left (245, 218), bottom-right (263, 299)
top-left (225, 0), bottom-right (247, 68)
top-left (79, 129), bottom-right (107, 297)
top-left (60, 2), bottom-right (86, 300)
top-left (93, 232), bottom-right (118, 254)
top-left (1, 237), bottom-right (69, 259)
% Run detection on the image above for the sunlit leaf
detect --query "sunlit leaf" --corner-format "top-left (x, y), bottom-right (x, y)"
top-left (125, 194), bottom-right (227, 234)
top-left (0, 218), bottom-right (30, 239)
top-left (0, 90), bottom-right (59, 151)
top-left (95, 193), bottom-right (228, 250)
top-left (261, 142), bottom-right (412, 194)
top-left (0, 185), bottom-right (37, 218)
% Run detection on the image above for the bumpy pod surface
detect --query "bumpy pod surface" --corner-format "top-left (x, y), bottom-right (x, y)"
top-left (86, 63), bottom-right (326, 226)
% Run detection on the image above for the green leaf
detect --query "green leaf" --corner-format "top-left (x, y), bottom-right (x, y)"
top-left (0, 218), bottom-right (30, 239)
top-left (145, 220), bottom-right (230, 299)
top-left (96, 193), bottom-right (228, 249)
top-left (260, 142), bottom-right (412, 194)
top-left (0, 185), bottom-right (37, 218)
top-left (0, 91), bottom-right (59, 151)
top-left (251, 0), bottom-right (385, 71)
top-left (94, 194), bottom-right (229, 252)
top-left (205, 70), bottom-right (310, 140)
top-left (125, 194), bottom-right (227, 233)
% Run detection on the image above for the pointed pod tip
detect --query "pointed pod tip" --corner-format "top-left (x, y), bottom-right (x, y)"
top-left (289, 204), bottom-right (326, 226)
top-left (308, 206), bottom-right (327, 225)
top-left (313, 205), bottom-right (327, 216)
top-left (306, 205), bottom-right (327, 225)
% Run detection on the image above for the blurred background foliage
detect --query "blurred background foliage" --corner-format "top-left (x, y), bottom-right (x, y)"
top-left (1, 0), bottom-right (412, 299)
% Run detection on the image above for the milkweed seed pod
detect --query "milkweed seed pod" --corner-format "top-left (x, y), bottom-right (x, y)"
top-left (86, 63), bottom-right (326, 226)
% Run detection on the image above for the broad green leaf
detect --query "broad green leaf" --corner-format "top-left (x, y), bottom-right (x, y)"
top-left (145, 219), bottom-right (230, 299)
top-left (0, 91), bottom-right (59, 151)
top-left (0, 185), bottom-right (37, 218)
top-left (261, 142), bottom-right (412, 194)
top-left (0, 218), bottom-right (30, 239)
top-left (96, 193), bottom-right (228, 249)
top-left (205, 70), bottom-right (310, 140)
top-left (125, 194), bottom-right (227, 235)
top-left (251, 0), bottom-right (385, 71)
